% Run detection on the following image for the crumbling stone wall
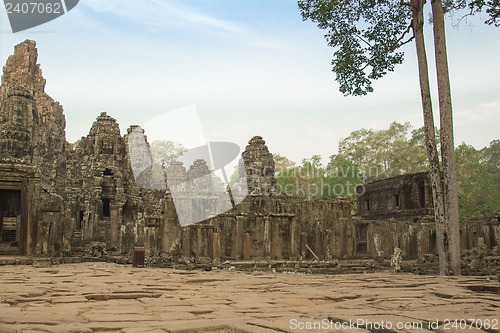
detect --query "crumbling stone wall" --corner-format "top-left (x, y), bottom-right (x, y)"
top-left (355, 173), bottom-right (500, 262)
top-left (184, 196), bottom-right (354, 261)
top-left (180, 137), bottom-right (354, 261)
top-left (356, 172), bottom-right (433, 218)
top-left (354, 216), bottom-right (436, 260)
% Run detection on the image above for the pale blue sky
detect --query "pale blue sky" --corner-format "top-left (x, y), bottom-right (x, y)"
top-left (1, 0), bottom-right (498, 164)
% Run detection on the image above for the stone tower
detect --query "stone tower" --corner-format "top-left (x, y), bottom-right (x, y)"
top-left (241, 136), bottom-right (277, 195)
top-left (187, 159), bottom-right (213, 194)
top-left (0, 40), bottom-right (66, 187)
top-left (0, 40), bottom-right (67, 255)
top-left (66, 112), bottom-right (130, 248)
top-left (0, 40), bottom-right (38, 163)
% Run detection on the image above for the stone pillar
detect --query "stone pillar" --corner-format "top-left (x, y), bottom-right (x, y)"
top-left (182, 226), bottom-right (191, 258)
top-left (417, 229), bottom-right (426, 258)
top-left (235, 216), bottom-right (244, 259)
top-left (314, 221), bottom-right (322, 258)
top-left (244, 232), bottom-right (251, 259)
top-left (110, 205), bottom-right (119, 245)
top-left (26, 177), bottom-right (39, 256)
top-left (288, 217), bottom-right (298, 258)
top-left (264, 216), bottom-right (271, 258)
top-left (24, 187), bottom-right (32, 256)
top-left (36, 214), bottom-right (48, 255)
top-left (211, 232), bottom-right (221, 263)
top-left (344, 218), bottom-right (355, 258)
top-left (161, 196), bottom-right (182, 254)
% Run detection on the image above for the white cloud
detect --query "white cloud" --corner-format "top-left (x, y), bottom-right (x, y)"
top-left (77, 0), bottom-right (290, 51)
top-left (81, 0), bottom-right (243, 34)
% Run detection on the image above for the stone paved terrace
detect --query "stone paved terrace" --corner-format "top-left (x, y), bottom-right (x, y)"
top-left (0, 262), bottom-right (499, 333)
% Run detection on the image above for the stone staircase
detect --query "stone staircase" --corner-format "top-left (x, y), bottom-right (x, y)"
top-left (0, 243), bottom-right (19, 255)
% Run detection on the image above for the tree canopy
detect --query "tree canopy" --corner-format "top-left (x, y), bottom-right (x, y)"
top-left (149, 140), bottom-right (187, 167)
top-left (337, 121), bottom-right (430, 180)
top-left (274, 122), bottom-right (499, 216)
top-left (455, 140), bottom-right (500, 216)
top-left (447, 0), bottom-right (500, 25)
top-left (298, 0), bottom-right (414, 95)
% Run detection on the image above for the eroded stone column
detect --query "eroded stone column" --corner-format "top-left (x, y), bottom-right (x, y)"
top-left (110, 205), bottom-right (119, 245)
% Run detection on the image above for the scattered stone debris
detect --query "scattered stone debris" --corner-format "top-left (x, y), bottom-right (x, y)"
top-left (391, 247), bottom-right (403, 272)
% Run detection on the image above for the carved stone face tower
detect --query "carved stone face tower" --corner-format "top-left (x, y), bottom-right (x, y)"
top-left (0, 41), bottom-right (38, 163)
top-left (241, 136), bottom-right (277, 195)
top-left (66, 112), bottom-right (129, 248)
top-left (0, 40), bottom-right (67, 255)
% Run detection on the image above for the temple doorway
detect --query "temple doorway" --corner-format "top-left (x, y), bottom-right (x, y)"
top-left (0, 189), bottom-right (21, 254)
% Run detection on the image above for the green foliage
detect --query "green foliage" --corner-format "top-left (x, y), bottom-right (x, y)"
top-left (275, 122), bottom-right (428, 201)
top-left (273, 124), bottom-right (498, 216)
top-left (273, 154), bottom-right (296, 175)
top-left (325, 154), bottom-right (364, 203)
top-left (298, 0), bottom-right (498, 95)
top-left (338, 121), bottom-right (429, 180)
top-left (228, 164), bottom-right (240, 188)
top-left (275, 154), bottom-right (363, 203)
top-left (149, 140), bottom-right (187, 183)
top-left (298, 0), bottom-right (413, 95)
top-left (149, 140), bottom-right (187, 166)
top-left (445, 0), bottom-right (500, 26)
top-left (275, 155), bottom-right (325, 200)
top-left (455, 140), bottom-right (500, 216)
top-left (212, 173), bottom-right (227, 192)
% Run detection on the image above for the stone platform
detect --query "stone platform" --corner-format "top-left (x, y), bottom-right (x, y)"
top-left (0, 262), bottom-right (498, 333)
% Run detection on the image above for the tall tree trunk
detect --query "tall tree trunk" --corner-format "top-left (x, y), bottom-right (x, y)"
top-left (431, 0), bottom-right (461, 275)
top-left (410, 0), bottom-right (449, 275)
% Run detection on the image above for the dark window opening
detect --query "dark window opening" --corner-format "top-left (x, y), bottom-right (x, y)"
top-left (355, 185), bottom-right (365, 195)
top-left (364, 199), bottom-right (370, 211)
top-left (489, 225), bottom-right (497, 248)
top-left (356, 224), bottom-right (368, 240)
top-left (418, 180), bottom-right (426, 208)
top-left (2, 230), bottom-right (16, 243)
top-left (103, 168), bottom-right (113, 176)
top-left (356, 242), bottom-right (368, 254)
top-left (429, 230), bottom-right (437, 254)
top-left (0, 190), bottom-right (21, 245)
top-left (393, 194), bottom-right (400, 208)
top-left (356, 224), bottom-right (368, 255)
top-left (146, 218), bottom-right (159, 227)
top-left (77, 210), bottom-right (84, 230)
top-left (1, 217), bottom-right (17, 242)
top-left (102, 198), bottom-right (111, 218)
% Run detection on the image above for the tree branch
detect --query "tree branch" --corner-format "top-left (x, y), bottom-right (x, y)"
top-left (354, 32), bottom-right (373, 47)
top-left (390, 22), bottom-right (413, 51)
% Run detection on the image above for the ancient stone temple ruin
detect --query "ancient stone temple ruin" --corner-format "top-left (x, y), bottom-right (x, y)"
top-left (355, 173), bottom-right (499, 263)
top-left (180, 137), bottom-right (353, 260)
top-left (0, 40), bottom-right (354, 260)
top-left (0, 40), bottom-right (498, 266)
